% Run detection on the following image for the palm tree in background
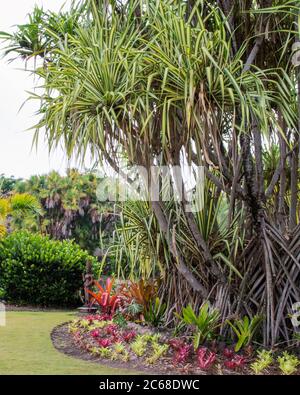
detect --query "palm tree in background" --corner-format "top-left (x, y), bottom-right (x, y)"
top-left (0, 193), bottom-right (42, 238)
top-left (14, 170), bottom-right (116, 252)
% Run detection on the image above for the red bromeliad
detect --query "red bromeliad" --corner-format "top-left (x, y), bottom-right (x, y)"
top-left (169, 338), bottom-right (185, 350)
top-left (90, 329), bottom-right (100, 338)
top-left (173, 344), bottom-right (192, 365)
top-left (105, 324), bottom-right (118, 336)
top-left (87, 278), bottom-right (120, 314)
top-left (197, 348), bottom-right (216, 370)
top-left (224, 355), bottom-right (247, 370)
top-left (98, 338), bottom-right (112, 348)
top-left (223, 348), bottom-right (235, 359)
top-left (122, 330), bottom-right (137, 343)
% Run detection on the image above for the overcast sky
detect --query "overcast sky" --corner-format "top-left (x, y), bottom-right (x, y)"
top-left (0, 0), bottom-right (90, 180)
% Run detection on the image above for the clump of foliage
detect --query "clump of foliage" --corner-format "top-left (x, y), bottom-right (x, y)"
top-left (277, 352), bottom-right (300, 375)
top-left (0, 231), bottom-right (97, 306)
top-left (146, 343), bottom-right (169, 365)
top-left (143, 297), bottom-right (167, 327)
top-left (251, 350), bottom-right (273, 374)
top-left (224, 354), bottom-right (247, 371)
top-left (131, 335), bottom-right (148, 357)
top-left (0, 174), bottom-right (21, 194)
top-left (87, 277), bottom-right (121, 314)
top-left (197, 347), bottom-right (216, 370)
top-left (178, 302), bottom-right (220, 349)
top-left (227, 315), bottom-right (262, 352)
top-left (119, 279), bottom-right (167, 326)
top-left (171, 343), bottom-right (192, 365)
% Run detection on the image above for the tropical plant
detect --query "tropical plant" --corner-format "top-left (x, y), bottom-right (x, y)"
top-left (114, 343), bottom-right (125, 354)
top-left (87, 277), bottom-right (120, 314)
top-left (131, 336), bottom-right (148, 357)
top-left (146, 343), bottom-right (169, 364)
top-left (0, 193), bottom-right (41, 238)
top-left (143, 297), bottom-right (167, 327)
top-left (126, 301), bottom-right (143, 318)
top-left (172, 343), bottom-right (192, 365)
top-left (277, 352), bottom-right (300, 375)
top-left (0, 175), bottom-right (21, 194)
top-left (224, 355), bottom-right (247, 371)
top-left (113, 313), bottom-right (128, 329)
top-left (197, 348), bottom-right (216, 370)
top-left (178, 302), bottom-right (220, 349)
top-left (251, 350), bottom-right (273, 374)
top-left (120, 279), bottom-right (159, 313)
top-left (227, 315), bottom-right (262, 352)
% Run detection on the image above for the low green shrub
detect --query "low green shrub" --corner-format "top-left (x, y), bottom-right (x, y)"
top-left (0, 231), bottom-right (97, 306)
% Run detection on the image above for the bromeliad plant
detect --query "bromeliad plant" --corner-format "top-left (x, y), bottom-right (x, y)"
top-left (87, 278), bottom-right (120, 315)
top-left (146, 343), bottom-right (169, 365)
top-left (143, 297), bottom-right (167, 328)
top-left (120, 279), bottom-right (158, 312)
top-left (197, 348), bottom-right (216, 371)
top-left (227, 315), bottom-right (262, 352)
top-left (277, 352), bottom-right (300, 375)
top-left (178, 302), bottom-right (220, 350)
top-left (224, 355), bottom-right (247, 371)
top-left (251, 350), bottom-right (273, 374)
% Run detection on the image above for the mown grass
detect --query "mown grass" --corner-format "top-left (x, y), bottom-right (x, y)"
top-left (0, 311), bottom-right (134, 375)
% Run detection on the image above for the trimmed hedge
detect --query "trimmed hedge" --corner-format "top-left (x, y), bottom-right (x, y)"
top-left (0, 231), bottom-right (97, 306)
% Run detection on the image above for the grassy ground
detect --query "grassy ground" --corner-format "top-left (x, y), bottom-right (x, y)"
top-left (0, 311), bottom-right (134, 375)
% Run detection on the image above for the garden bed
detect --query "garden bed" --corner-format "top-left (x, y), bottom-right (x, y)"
top-left (51, 314), bottom-right (299, 375)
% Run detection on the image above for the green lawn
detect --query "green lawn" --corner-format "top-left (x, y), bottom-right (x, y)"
top-left (0, 311), bottom-right (134, 375)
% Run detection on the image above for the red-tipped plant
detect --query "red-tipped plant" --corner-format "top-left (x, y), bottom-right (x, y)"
top-left (87, 278), bottom-right (120, 314)
top-left (173, 344), bottom-right (192, 365)
top-left (224, 355), bottom-right (247, 370)
top-left (98, 338), bottom-right (112, 348)
top-left (223, 348), bottom-right (235, 359)
top-left (90, 329), bottom-right (100, 338)
top-left (197, 348), bottom-right (216, 370)
top-left (105, 324), bottom-right (118, 336)
top-left (169, 338), bottom-right (185, 350)
top-left (122, 330), bottom-right (137, 343)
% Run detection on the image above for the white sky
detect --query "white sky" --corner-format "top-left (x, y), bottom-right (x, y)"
top-left (0, 0), bottom-right (92, 180)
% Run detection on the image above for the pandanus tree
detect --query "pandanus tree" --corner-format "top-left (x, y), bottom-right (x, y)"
top-left (2, 0), bottom-right (300, 346)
